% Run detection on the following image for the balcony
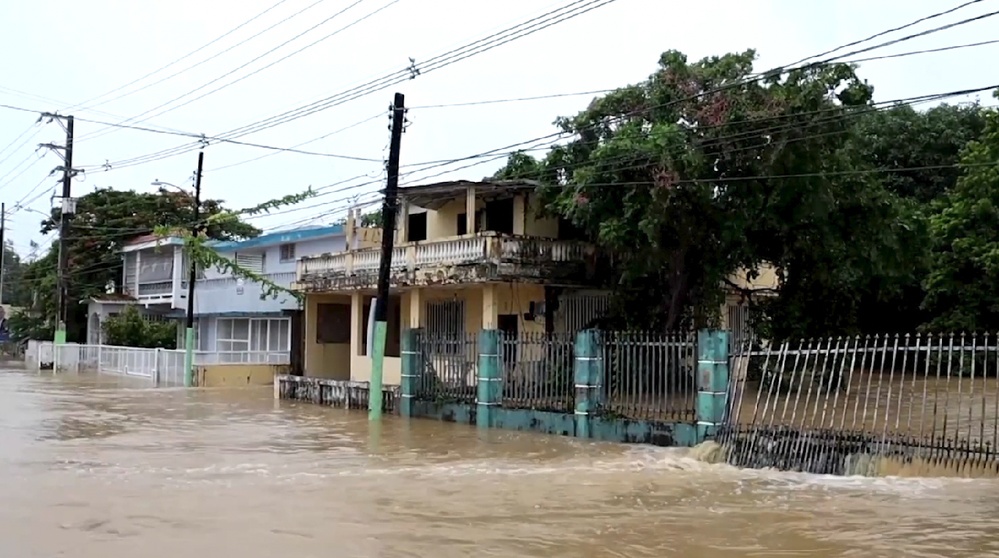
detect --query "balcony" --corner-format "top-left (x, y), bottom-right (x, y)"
top-left (295, 232), bottom-right (598, 291)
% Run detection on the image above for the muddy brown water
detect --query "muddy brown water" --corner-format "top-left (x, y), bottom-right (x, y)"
top-left (3, 368), bottom-right (999, 557)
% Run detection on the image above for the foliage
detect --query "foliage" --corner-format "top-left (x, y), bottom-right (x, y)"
top-left (923, 97), bottom-right (999, 331)
top-left (359, 209), bottom-right (382, 227)
top-left (102, 305), bottom-right (176, 349)
top-left (26, 187), bottom-right (262, 342)
top-left (160, 188), bottom-right (317, 302)
top-left (497, 49), bottom-right (910, 338)
top-left (7, 310), bottom-right (52, 341)
top-left (1, 240), bottom-right (30, 306)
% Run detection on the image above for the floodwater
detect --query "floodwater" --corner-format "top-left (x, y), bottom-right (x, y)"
top-left (2, 369), bottom-right (999, 557)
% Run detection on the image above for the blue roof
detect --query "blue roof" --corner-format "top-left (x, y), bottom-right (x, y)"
top-left (212, 224), bottom-right (344, 252)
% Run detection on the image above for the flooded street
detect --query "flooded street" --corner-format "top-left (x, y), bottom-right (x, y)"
top-left (2, 369), bottom-right (999, 557)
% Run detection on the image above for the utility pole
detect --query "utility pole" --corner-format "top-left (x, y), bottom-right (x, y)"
top-left (183, 151), bottom-right (204, 388)
top-left (0, 203), bottom-right (6, 305)
top-left (39, 114), bottom-right (77, 346)
top-left (369, 92), bottom-right (406, 421)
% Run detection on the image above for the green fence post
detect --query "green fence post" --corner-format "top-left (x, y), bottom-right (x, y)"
top-left (477, 329), bottom-right (501, 429)
top-left (574, 329), bottom-right (602, 439)
top-left (696, 329), bottom-right (729, 443)
top-left (400, 328), bottom-right (422, 418)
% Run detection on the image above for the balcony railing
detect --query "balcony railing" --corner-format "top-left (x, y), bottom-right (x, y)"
top-left (297, 233), bottom-right (592, 282)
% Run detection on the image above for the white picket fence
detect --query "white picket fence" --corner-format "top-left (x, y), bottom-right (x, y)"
top-left (25, 340), bottom-right (289, 387)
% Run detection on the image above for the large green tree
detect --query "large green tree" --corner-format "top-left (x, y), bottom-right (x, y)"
top-left (23, 187), bottom-right (262, 342)
top-left (922, 98), bottom-right (999, 331)
top-left (498, 49), bottom-right (911, 338)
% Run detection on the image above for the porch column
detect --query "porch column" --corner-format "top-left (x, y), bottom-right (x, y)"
top-left (465, 186), bottom-right (476, 234)
top-left (398, 199), bottom-right (409, 243)
top-left (350, 292), bottom-right (363, 364)
top-left (513, 194), bottom-right (526, 235)
top-left (481, 284), bottom-right (498, 329)
top-left (171, 246), bottom-right (184, 300)
top-left (408, 287), bottom-right (422, 328)
top-left (345, 208), bottom-right (356, 249)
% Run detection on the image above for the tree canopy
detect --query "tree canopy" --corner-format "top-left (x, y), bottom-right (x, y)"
top-left (495, 49), bottom-right (997, 338)
top-left (22, 187), bottom-right (262, 342)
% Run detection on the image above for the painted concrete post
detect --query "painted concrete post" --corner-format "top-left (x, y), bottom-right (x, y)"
top-left (696, 329), bottom-right (730, 443)
top-left (400, 328), bottom-right (423, 418)
top-left (476, 329), bottom-right (501, 429)
top-left (574, 329), bottom-right (603, 439)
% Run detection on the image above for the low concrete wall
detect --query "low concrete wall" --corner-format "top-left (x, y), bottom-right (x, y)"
top-left (274, 374), bottom-right (398, 412)
top-left (197, 364), bottom-right (290, 387)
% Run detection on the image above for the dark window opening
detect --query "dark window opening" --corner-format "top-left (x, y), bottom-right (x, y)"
top-left (557, 217), bottom-right (587, 241)
top-left (457, 213), bottom-right (467, 235)
top-left (484, 197), bottom-right (515, 235)
top-left (316, 303), bottom-right (350, 344)
top-left (407, 212), bottom-right (427, 242)
top-left (498, 313), bottom-right (519, 364)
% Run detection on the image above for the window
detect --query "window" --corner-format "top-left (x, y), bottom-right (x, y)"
top-left (425, 299), bottom-right (465, 354)
top-left (279, 243), bottom-right (296, 262)
top-left (457, 213), bottom-right (467, 235)
top-left (359, 296), bottom-right (401, 357)
top-left (317, 303), bottom-right (350, 343)
top-left (234, 252), bottom-right (265, 274)
top-left (407, 212), bottom-right (427, 242)
top-left (215, 317), bottom-right (290, 353)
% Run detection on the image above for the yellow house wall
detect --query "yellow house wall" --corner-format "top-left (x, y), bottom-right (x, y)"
top-left (196, 364), bottom-right (288, 387)
top-left (303, 293), bottom-right (352, 380)
top-left (728, 264), bottom-right (780, 291)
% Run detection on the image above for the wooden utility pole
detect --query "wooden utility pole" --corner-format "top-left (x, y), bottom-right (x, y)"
top-left (369, 92), bottom-right (406, 421)
top-left (182, 151), bottom-right (204, 388)
top-left (39, 114), bottom-right (76, 346)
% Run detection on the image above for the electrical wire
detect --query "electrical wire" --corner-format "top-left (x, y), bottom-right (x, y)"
top-left (68, 0), bottom-right (298, 111)
top-left (90, 0), bottom-right (621, 172)
top-left (76, 0), bottom-right (386, 144)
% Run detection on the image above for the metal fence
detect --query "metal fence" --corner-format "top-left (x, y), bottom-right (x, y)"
top-left (721, 333), bottom-right (999, 476)
top-left (500, 331), bottom-right (575, 413)
top-left (414, 331), bottom-right (478, 403)
top-left (602, 331), bottom-right (698, 421)
top-left (32, 341), bottom-right (289, 388)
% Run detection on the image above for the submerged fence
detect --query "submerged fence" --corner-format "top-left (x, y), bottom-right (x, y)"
top-left (411, 329), bottom-right (698, 421)
top-left (720, 333), bottom-right (999, 477)
top-left (28, 341), bottom-right (289, 387)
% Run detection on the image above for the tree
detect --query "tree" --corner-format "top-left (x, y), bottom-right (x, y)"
top-left (102, 305), bottom-right (176, 348)
top-left (922, 96), bottom-right (999, 331)
top-left (497, 49), bottom-right (908, 338)
top-left (25, 187), bottom-right (263, 342)
top-left (0, 241), bottom-right (30, 307)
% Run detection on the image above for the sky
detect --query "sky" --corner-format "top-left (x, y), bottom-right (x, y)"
top-left (0, 0), bottom-right (996, 259)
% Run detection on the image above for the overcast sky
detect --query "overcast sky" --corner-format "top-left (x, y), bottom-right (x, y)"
top-left (0, 0), bottom-right (995, 258)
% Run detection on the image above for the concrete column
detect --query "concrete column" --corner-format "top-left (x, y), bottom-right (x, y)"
top-left (573, 329), bottom-right (603, 439)
top-left (696, 329), bottom-right (730, 443)
top-left (408, 287), bottom-right (422, 328)
top-left (513, 194), bottom-right (526, 235)
top-left (465, 186), bottom-right (476, 234)
top-left (476, 329), bottom-right (500, 429)
top-left (398, 200), bottom-right (409, 243)
top-left (345, 208), bottom-right (356, 249)
top-left (400, 328), bottom-right (423, 417)
top-left (481, 284), bottom-right (498, 330)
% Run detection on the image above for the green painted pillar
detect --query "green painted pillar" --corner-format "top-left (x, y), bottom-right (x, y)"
top-left (574, 329), bottom-right (603, 439)
top-left (476, 329), bottom-right (501, 429)
top-left (696, 329), bottom-right (730, 443)
top-left (400, 328), bottom-right (423, 418)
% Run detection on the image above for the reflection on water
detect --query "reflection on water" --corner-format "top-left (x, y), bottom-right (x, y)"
top-left (2, 370), bottom-right (999, 557)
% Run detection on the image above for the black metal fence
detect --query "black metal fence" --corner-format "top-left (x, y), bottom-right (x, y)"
top-left (602, 331), bottom-right (698, 422)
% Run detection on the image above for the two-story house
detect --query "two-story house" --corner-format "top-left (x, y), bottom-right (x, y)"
top-left (293, 179), bottom-right (610, 384)
top-left (86, 224), bottom-right (374, 367)
top-left (293, 179), bottom-right (780, 385)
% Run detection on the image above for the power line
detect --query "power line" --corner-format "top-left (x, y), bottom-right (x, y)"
top-left (76, 0), bottom-right (387, 144)
top-left (91, 0), bottom-right (620, 173)
top-left (69, 0), bottom-right (297, 111)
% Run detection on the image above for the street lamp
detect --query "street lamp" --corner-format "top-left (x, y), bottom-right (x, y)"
top-left (151, 152), bottom-right (203, 388)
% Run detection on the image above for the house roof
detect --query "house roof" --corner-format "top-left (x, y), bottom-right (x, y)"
top-left (85, 293), bottom-right (137, 304)
top-left (400, 179), bottom-right (541, 210)
top-left (211, 224), bottom-right (345, 252)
